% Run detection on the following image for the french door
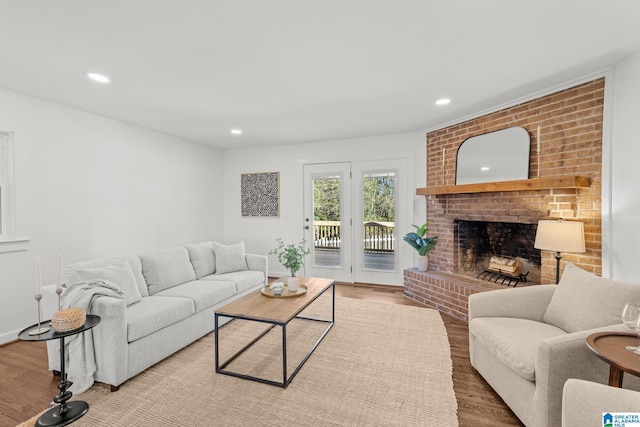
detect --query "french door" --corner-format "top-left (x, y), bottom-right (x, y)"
top-left (303, 162), bottom-right (352, 282)
top-left (352, 159), bottom-right (404, 285)
top-left (303, 160), bottom-right (406, 285)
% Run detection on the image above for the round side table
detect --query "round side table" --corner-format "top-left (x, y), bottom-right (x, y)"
top-left (586, 331), bottom-right (640, 387)
top-left (18, 314), bottom-right (100, 427)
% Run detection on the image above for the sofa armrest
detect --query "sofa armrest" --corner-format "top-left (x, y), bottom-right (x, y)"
top-left (468, 285), bottom-right (557, 322)
top-left (533, 323), bottom-right (632, 427)
top-left (43, 288), bottom-right (129, 388)
top-left (562, 378), bottom-right (640, 427)
top-left (245, 253), bottom-right (268, 285)
top-left (89, 295), bottom-right (129, 387)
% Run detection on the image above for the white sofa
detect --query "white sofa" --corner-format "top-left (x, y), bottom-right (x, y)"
top-left (468, 263), bottom-right (640, 427)
top-left (562, 379), bottom-right (640, 427)
top-left (42, 241), bottom-right (267, 391)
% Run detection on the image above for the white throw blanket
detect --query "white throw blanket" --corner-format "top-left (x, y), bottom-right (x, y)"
top-left (50, 279), bottom-right (124, 394)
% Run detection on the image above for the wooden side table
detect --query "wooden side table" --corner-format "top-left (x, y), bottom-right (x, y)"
top-left (586, 331), bottom-right (640, 387)
top-left (18, 315), bottom-right (100, 427)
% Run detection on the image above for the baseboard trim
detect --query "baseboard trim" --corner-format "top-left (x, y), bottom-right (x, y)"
top-left (0, 330), bottom-right (19, 346)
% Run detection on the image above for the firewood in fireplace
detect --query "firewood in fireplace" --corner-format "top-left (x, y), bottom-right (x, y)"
top-left (477, 256), bottom-right (529, 287)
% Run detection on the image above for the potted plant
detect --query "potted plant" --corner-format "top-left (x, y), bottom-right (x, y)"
top-left (269, 238), bottom-right (310, 291)
top-left (403, 222), bottom-right (438, 271)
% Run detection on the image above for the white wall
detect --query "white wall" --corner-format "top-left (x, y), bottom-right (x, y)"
top-left (222, 132), bottom-right (426, 282)
top-left (610, 49), bottom-right (640, 283)
top-left (0, 90), bottom-right (224, 344)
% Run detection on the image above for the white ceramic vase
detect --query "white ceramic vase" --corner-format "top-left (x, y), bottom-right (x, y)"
top-left (288, 276), bottom-right (299, 292)
top-left (417, 255), bottom-right (428, 272)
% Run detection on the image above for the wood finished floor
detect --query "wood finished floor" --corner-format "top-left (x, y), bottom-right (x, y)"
top-left (0, 283), bottom-right (523, 427)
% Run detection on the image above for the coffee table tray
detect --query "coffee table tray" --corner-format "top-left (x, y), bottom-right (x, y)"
top-left (261, 284), bottom-right (308, 298)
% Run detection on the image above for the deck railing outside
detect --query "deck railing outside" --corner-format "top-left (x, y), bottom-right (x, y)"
top-left (314, 221), bottom-right (395, 253)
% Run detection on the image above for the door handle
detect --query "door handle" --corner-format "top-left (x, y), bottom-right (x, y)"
top-left (305, 226), bottom-right (310, 230)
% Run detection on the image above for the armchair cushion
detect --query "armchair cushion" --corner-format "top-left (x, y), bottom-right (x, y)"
top-left (470, 317), bottom-right (566, 381)
top-left (543, 263), bottom-right (640, 333)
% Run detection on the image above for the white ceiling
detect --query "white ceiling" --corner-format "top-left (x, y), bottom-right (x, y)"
top-left (2, 1), bottom-right (640, 150)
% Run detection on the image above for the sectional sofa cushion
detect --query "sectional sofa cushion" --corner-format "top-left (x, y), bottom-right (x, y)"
top-left (124, 255), bottom-right (149, 297)
top-left (63, 257), bottom-right (119, 285)
top-left (63, 256), bottom-right (149, 298)
top-left (140, 247), bottom-right (197, 295)
top-left (125, 296), bottom-right (195, 343)
top-left (213, 241), bottom-right (248, 274)
top-left (543, 263), bottom-right (640, 333)
top-left (201, 270), bottom-right (265, 294)
top-left (155, 280), bottom-right (236, 313)
top-left (185, 242), bottom-right (216, 279)
top-left (64, 260), bottom-right (142, 306)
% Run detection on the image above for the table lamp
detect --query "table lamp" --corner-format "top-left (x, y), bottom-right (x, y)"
top-left (534, 219), bottom-right (586, 284)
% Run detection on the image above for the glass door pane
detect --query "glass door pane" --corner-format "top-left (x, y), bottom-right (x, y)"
top-left (362, 171), bottom-right (396, 271)
top-left (312, 173), bottom-right (342, 267)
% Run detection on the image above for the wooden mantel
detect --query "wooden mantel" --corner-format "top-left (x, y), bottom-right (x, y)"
top-left (416, 175), bottom-right (591, 196)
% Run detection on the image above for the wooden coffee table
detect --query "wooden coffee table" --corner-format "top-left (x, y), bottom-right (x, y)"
top-left (214, 276), bottom-right (335, 388)
top-left (586, 332), bottom-right (640, 387)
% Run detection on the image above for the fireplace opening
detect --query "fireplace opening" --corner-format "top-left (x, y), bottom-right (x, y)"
top-left (455, 220), bottom-right (541, 285)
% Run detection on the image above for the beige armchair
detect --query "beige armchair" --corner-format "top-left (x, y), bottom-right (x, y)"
top-left (468, 263), bottom-right (640, 427)
top-left (562, 379), bottom-right (640, 427)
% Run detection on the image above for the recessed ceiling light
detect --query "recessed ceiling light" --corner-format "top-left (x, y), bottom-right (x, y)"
top-left (230, 129), bottom-right (242, 135)
top-left (87, 72), bottom-right (110, 84)
top-left (435, 98), bottom-right (450, 106)
top-left (481, 166), bottom-right (491, 171)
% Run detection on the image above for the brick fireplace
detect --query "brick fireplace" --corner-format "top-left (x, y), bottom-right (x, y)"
top-left (404, 78), bottom-right (604, 321)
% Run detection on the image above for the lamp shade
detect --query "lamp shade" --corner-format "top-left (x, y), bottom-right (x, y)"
top-left (534, 220), bottom-right (586, 253)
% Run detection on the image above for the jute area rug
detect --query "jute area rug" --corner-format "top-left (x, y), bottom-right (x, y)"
top-left (19, 296), bottom-right (458, 426)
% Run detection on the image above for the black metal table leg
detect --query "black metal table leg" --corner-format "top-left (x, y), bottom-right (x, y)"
top-left (35, 335), bottom-right (89, 427)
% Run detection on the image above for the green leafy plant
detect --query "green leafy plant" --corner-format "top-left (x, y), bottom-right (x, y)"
top-left (269, 238), bottom-right (310, 276)
top-left (403, 222), bottom-right (438, 256)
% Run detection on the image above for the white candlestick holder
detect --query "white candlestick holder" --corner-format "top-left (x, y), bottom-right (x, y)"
top-left (56, 286), bottom-right (63, 311)
top-left (28, 293), bottom-right (50, 335)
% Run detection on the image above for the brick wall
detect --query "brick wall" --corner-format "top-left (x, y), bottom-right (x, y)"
top-left (404, 79), bottom-right (604, 320)
top-left (426, 78), bottom-right (603, 282)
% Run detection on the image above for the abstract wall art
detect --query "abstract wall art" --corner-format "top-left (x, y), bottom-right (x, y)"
top-left (240, 172), bottom-right (280, 217)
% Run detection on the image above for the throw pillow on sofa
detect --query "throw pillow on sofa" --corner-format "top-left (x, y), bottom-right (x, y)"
top-left (64, 260), bottom-right (142, 306)
top-left (186, 242), bottom-right (216, 279)
top-left (543, 263), bottom-right (640, 333)
top-left (213, 241), bottom-right (248, 274)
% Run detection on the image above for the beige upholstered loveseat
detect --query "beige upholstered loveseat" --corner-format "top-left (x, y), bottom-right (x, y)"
top-left (468, 263), bottom-right (640, 427)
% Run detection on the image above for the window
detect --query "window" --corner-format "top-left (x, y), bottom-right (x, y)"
top-left (0, 130), bottom-right (28, 252)
top-left (0, 131), bottom-right (15, 240)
